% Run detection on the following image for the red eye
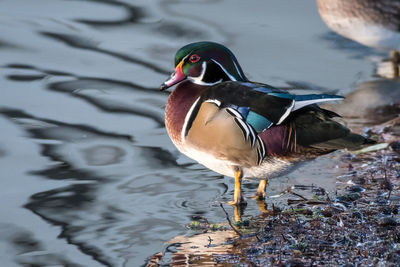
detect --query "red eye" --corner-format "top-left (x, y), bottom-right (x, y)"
top-left (189, 54), bottom-right (200, 63)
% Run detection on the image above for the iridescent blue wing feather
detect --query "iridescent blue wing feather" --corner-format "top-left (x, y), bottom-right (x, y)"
top-left (199, 81), bottom-right (343, 133)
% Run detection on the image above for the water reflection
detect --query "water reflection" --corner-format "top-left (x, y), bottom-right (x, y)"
top-left (323, 78), bottom-right (400, 131)
top-left (41, 32), bottom-right (170, 75)
top-left (82, 145), bottom-right (126, 166)
top-left (74, 0), bottom-right (146, 26)
top-left (47, 78), bottom-right (166, 127)
top-left (0, 107), bottom-right (227, 266)
top-left (0, 223), bottom-right (82, 266)
top-left (318, 31), bottom-right (384, 60)
top-left (0, 0), bottom-right (396, 266)
top-left (147, 231), bottom-right (236, 266)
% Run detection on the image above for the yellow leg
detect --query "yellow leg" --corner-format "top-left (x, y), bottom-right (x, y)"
top-left (255, 179), bottom-right (268, 200)
top-left (228, 169), bottom-right (246, 206)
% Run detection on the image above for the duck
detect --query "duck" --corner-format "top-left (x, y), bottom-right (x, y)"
top-left (316, 0), bottom-right (400, 76)
top-left (160, 41), bottom-right (374, 206)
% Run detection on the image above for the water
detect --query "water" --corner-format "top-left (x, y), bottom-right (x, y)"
top-left (0, 0), bottom-right (398, 266)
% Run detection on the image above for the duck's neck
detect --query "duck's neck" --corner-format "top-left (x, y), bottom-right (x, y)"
top-left (165, 81), bottom-right (207, 147)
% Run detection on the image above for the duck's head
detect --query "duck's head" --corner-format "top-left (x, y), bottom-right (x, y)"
top-left (160, 41), bottom-right (247, 91)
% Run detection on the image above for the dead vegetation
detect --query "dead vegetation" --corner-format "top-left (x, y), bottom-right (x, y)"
top-left (148, 119), bottom-right (400, 266)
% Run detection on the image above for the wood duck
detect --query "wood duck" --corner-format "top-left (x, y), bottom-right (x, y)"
top-left (160, 41), bottom-right (373, 206)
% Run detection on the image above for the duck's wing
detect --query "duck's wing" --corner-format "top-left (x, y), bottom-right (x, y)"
top-left (291, 106), bottom-right (375, 151)
top-left (197, 81), bottom-right (344, 132)
top-left (181, 81), bottom-right (344, 165)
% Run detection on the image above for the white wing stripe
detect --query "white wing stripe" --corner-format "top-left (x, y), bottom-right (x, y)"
top-left (293, 97), bottom-right (343, 111)
top-left (249, 125), bottom-right (256, 147)
top-left (277, 97), bottom-right (343, 125)
top-left (226, 107), bottom-right (243, 118)
top-left (227, 107), bottom-right (258, 146)
top-left (257, 147), bottom-right (263, 165)
top-left (234, 117), bottom-right (250, 140)
top-left (277, 100), bottom-right (295, 125)
top-left (205, 99), bottom-right (222, 106)
top-left (258, 135), bottom-right (266, 158)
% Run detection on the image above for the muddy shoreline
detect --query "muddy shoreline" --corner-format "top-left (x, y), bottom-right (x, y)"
top-left (148, 118), bottom-right (400, 266)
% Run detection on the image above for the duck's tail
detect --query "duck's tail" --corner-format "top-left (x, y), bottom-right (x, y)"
top-left (291, 105), bottom-right (376, 151)
top-left (309, 132), bottom-right (376, 150)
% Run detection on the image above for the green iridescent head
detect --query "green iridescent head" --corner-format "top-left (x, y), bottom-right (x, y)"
top-left (160, 41), bottom-right (247, 90)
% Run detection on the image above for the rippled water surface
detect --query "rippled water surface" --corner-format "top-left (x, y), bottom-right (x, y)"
top-left (1, 0), bottom-right (399, 266)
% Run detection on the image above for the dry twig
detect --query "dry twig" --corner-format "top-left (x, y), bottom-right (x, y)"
top-left (219, 203), bottom-right (243, 237)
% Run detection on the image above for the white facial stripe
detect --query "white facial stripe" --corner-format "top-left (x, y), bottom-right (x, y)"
top-left (181, 97), bottom-right (200, 143)
top-left (189, 78), bottom-right (223, 86)
top-left (189, 77), bottom-right (223, 86)
top-left (188, 61), bottom-right (223, 85)
top-left (232, 60), bottom-right (245, 80)
top-left (198, 61), bottom-right (207, 81)
top-left (181, 54), bottom-right (190, 63)
top-left (211, 59), bottom-right (237, 81)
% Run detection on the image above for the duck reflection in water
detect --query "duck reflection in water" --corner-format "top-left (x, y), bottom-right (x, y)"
top-left (317, 0), bottom-right (400, 77)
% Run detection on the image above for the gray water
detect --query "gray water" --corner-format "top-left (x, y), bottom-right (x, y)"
top-left (0, 0), bottom-right (398, 266)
